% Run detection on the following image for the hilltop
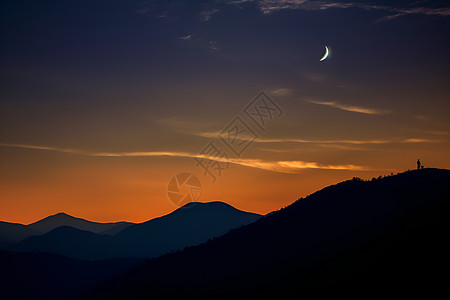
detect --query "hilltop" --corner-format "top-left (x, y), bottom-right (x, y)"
top-left (86, 169), bottom-right (450, 298)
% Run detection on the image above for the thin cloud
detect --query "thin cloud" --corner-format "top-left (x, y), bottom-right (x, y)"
top-left (414, 129), bottom-right (448, 136)
top-left (278, 160), bottom-right (365, 171)
top-left (0, 143), bottom-right (367, 173)
top-left (182, 129), bottom-right (439, 146)
top-left (208, 41), bottom-right (219, 51)
top-left (228, 0), bottom-right (253, 4)
top-left (179, 34), bottom-right (192, 40)
top-left (176, 34), bottom-right (220, 52)
top-left (374, 12), bottom-right (407, 23)
top-left (256, 144), bottom-right (367, 152)
top-left (221, 0), bottom-right (450, 22)
top-left (182, 130), bottom-right (390, 144)
top-left (156, 118), bottom-right (441, 150)
top-left (401, 138), bottom-right (440, 143)
top-left (201, 8), bottom-right (220, 21)
top-left (269, 88), bottom-right (292, 96)
top-left (254, 0), bottom-right (450, 17)
top-left (309, 99), bottom-right (392, 115)
top-left (141, 1), bottom-right (450, 23)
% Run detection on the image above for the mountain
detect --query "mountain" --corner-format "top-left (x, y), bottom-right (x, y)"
top-left (0, 250), bottom-right (144, 300)
top-left (0, 213), bottom-right (134, 245)
top-left (16, 227), bottom-right (114, 261)
top-left (0, 221), bottom-right (40, 244)
top-left (27, 212), bottom-right (134, 235)
top-left (85, 169), bottom-right (450, 298)
top-left (111, 201), bottom-right (261, 258)
top-left (12, 202), bottom-right (262, 260)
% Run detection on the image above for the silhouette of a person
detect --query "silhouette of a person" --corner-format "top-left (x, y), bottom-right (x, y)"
top-left (417, 159), bottom-right (421, 170)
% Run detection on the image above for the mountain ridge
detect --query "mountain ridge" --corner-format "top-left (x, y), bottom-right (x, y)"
top-left (6, 201), bottom-right (262, 260)
top-left (84, 168), bottom-right (450, 298)
top-left (0, 212), bottom-right (135, 244)
top-left (27, 212), bottom-right (135, 235)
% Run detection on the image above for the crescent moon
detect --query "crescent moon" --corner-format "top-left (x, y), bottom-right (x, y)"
top-left (320, 46), bottom-right (329, 62)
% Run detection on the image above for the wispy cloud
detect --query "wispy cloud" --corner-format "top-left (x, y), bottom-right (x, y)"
top-left (255, 0), bottom-right (450, 16)
top-left (157, 117), bottom-right (440, 146)
top-left (155, 117), bottom-right (442, 146)
top-left (401, 138), bottom-right (440, 143)
top-left (201, 8), bottom-right (220, 21)
top-left (0, 144), bottom-right (85, 155)
top-left (375, 6), bottom-right (450, 22)
top-left (374, 12), bottom-right (407, 23)
top-left (227, 0), bottom-right (254, 5)
top-left (177, 34), bottom-right (220, 51)
top-left (309, 99), bottom-right (392, 115)
top-left (259, 143), bottom-right (367, 152)
top-left (139, 1), bottom-right (450, 23)
top-left (0, 143), bottom-right (367, 172)
top-left (178, 34), bottom-right (192, 40)
top-left (222, 0), bottom-right (450, 22)
top-left (208, 41), bottom-right (219, 51)
top-left (190, 130), bottom-right (390, 144)
top-left (277, 160), bottom-right (365, 171)
top-left (179, 128), bottom-right (442, 147)
top-left (414, 129), bottom-right (448, 136)
top-left (269, 88), bottom-right (292, 96)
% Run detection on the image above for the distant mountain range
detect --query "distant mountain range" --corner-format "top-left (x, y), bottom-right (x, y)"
top-left (0, 222), bottom-right (40, 244)
top-left (2, 169), bottom-right (449, 299)
top-left (0, 213), bottom-right (134, 244)
top-left (28, 212), bottom-right (134, 235)
top-left (0, 202), bottom-right (262, 260)
top-left (85, 169), bottom-right (450, 298)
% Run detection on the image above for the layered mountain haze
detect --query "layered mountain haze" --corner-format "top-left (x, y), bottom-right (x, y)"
top-left (1, 202), bottom-right (262, 260)
top-left (1, 0), bottom-right (449, 299)
top-left (0, 222), bottom-right (40, 244)
top-left (27, 213), bottom-right (135, 235)
top-left (15, 227), bottom-right (114, 261)
top-left (1, 169), bottom-right (449, 299)
top-left (0, 213), bottom-right (134, 245)
top-left (111, 201), bottom-right (261, 258)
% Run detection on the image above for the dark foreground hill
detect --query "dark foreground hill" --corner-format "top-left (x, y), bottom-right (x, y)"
top-left (0, 250), bottom-right (144, 300)
top-left (85, 169), bottom-right (450, 298)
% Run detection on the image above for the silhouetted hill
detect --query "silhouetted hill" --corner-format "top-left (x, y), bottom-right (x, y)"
top-left (111, 201), bottom-right (262, 258)
top-left (10, 202), bottom-right (261, 260)
top-left (0, 213), bottom-right (134, 245)
top-left (0, 250), bottom-right (144, 300)
top-left (97, 223), bottom-right (132, 235)
top-left (0, 221), bottom-right (40, 244)
top-left (16, 227), bottom-right (114, 260)
top-left (28, 212), bottom-right (134, 235)
top-left (85, 169), bottom-right (450, 298)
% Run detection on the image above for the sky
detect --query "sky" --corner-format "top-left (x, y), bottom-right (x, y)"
top-left (1, 0), bottom-right (449, 223)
